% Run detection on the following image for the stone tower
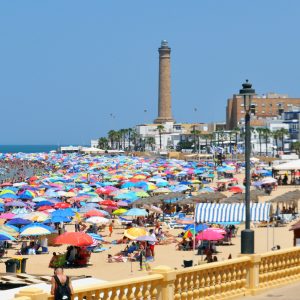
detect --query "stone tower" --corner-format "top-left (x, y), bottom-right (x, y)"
top-left (154, 40), bottom-right (174, 124)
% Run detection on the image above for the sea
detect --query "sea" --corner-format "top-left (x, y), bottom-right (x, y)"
top-left (0, 145), bottom-right (59, 153)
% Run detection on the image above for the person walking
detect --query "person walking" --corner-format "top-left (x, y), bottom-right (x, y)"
top-left (109, 220), bottom-right (114, 237)
top-left (51, 267), bottom-right (74, 300)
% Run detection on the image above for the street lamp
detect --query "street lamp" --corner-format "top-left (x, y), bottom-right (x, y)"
top-left (239, 79), bottom-right (255, 254)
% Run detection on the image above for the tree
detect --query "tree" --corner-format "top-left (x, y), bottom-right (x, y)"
top-left (191, 129), bottom-right (201, 153)
top-left (108, 130), bottom-right (117, 149)
top-left (218, 130), bottom-right (225, 149)
top-left (127, 128), bottom-right (133, 151)
top-left (176, 140), bottom-right (193, 151)
top-left (145, 136), bottom-right (155, 151)
top-left (156, 125), bottom-right (165, 149)
top-left (98, 137), bottom-right (109, 150)
top-left (256, 128), bottom-right (264, 156)
top-left (292, 141), bottom-right (300, 155)
top-left (201, 133), bottom-right (211, 153)
top-left (272, 130), bottom-right (279, 156)
top-left (262, 128), bottom-right (271, 156)
top-left (277, 128), bottom-right (289, 152)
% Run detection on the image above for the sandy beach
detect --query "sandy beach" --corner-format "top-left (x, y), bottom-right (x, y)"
top-left (1, 172), bottom-right (297, 282)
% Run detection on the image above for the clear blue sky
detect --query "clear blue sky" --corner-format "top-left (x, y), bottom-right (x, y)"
top-left (1, 1), bottom-right (300, 144)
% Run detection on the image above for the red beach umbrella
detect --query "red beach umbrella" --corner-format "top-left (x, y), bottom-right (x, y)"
top-left (84, 210), bottom-right (105, 218)
top-left (54, 202), bottom-right (71, 209)
top-left (100, 200), bottom-right (118, 207)
top-left (54, 232), bottom-right (93, 246)
top-left (37, 206), bottom-right (53, 211)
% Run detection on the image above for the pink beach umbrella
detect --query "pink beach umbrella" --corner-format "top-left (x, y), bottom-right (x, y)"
top-left (196, 230), bottom-right (224, 241)
top-left (0, 213), bottom-right (16, 220)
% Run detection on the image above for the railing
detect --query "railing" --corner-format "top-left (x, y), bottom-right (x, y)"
top-left (174, 257), bottom-right (250, 300)
top-left (49, 274), bottom-right (163, 300)
top-left (14, 247), bottom-right (300, 300)
top-left (259, 247), bottom-right (300, 290)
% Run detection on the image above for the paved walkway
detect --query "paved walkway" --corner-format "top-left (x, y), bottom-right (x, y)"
top-left (243, 282), bottom-right (300, 300)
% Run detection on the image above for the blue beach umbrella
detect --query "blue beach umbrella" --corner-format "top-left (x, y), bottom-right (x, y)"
top-left (52, 208), bottom-right (75, 217)
top-left (7, 218), bottom-right (32, 226)
top-left (0, 231), bottom-right (16, 241)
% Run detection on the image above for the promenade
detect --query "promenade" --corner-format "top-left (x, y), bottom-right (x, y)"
top-left (246, 281), bottom-right (300, 300)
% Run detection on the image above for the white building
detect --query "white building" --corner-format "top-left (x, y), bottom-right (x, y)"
top-left (135, 122), bottom-right (210, 152)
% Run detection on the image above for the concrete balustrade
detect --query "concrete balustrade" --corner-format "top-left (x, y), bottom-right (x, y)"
top-left (13, 247), bottom-right (300, 300)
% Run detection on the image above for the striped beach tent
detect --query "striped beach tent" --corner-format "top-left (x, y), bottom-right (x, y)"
top-left (194, 203), bottom-right (271, 223)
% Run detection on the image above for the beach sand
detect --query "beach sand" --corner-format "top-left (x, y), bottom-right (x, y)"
top-left (0, 175), bottom-right (298, 281)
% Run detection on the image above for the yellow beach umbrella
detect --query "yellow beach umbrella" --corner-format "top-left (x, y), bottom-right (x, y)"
top-left (112, 208), bottom-right (128, 215)
top-left (124, 227), bottom-right (147, 240)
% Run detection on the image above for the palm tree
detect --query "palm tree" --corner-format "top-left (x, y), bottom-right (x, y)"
top-left (272, 130), bottom-right (279, 156)
top-left (262, 128), bottom-right (271, 156)
top-left (146, 136), bottom-right (155, 151)
top-left (219, 130), bottom-right (225, 149)
top-left (256, 128), bottom-right (264, 156)
top-left (108, 130), bottom-right (117, 149)
top-left (201, 133), bottom-right (211, 153)
top-left (156, 125), bottom-right (165, 149)
top-left (127, 128), bottom-right (133, 151)
top-left (278, 128), bottom-right (289, 152)
top-left (292, 141), bottom-right (300, 155)
top-left (98, 137), bottom-right (108, 149)
top-left (191, 129), bottom-right (201, 153)
top-left (228, 131), bottom-right (236, 155)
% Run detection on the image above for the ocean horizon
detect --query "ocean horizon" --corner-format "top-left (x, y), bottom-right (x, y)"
top-left (0, 145), bottom-right (88, 153)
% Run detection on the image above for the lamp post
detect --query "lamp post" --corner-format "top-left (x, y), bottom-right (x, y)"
top-left (239, 79), bottom-right (255, 254)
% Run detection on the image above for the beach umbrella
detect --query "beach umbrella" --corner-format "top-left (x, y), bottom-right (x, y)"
top-left (124, 227), bottom-right (147, 240)
top-left (54, 202), bottom-right (71, 209)
top-left (117, 201), bottom-right (129, 207)
top-left (52, 208), bottom-right (75, 217)
top-left (20, 224), bottom-right (53, 236)
top-left (0, 213), bottom-right (16, 220)
top-left (112, 208), bottom-right (128, 215)
top-left (44, 216), bottom-right (71, 223)
top-left (7, 218), bottom-right (32, 226)
top-left (229, 186), bottom-right (244, 193)
top-left (196, 230), bottom-right (224, 241)
top-left (5, 201), bottom-right (27, 207)
top-left (184, 229), bottom-right (196, 238)
top-left (135, 235), bottom-right (157, 242)
top-left (35, 201), bottom-right (54, 207)
top-left (122, 208), bottom-right (148, 217)
top-left (0, 231), bottom-right (16, 241)
top-left (86, 197), bottom-right (103, 203)
top-left (184, 224), bottom-right (208, 232)
top-left (0, 193), bottom-right (18, 199)
top-left (85, 216), bottom-right (110, 224)
top-left (100, 200), bottom-right (118, 207)
top-left (0, 224), bottom-right (19, 236)
top-left (37, 205), bottom-right (54, 211)
top-left (54, 232), bottom-right (93, 246)
top-left (84, 210), bottom-right (105, 218)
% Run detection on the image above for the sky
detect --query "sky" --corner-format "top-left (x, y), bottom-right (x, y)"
top-left (1, 1), bottom-right (300, 145)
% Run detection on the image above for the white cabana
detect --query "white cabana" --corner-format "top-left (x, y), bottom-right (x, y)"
top-left (195, 203), bottom-right (272, 223)
top-left (273, 160), bottom-right (300, 171)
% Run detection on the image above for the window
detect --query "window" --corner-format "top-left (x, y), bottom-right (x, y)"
top-left (262, 110), bottom-right (265, 114)
top-left (241, 110), bottom-right (245, 114)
